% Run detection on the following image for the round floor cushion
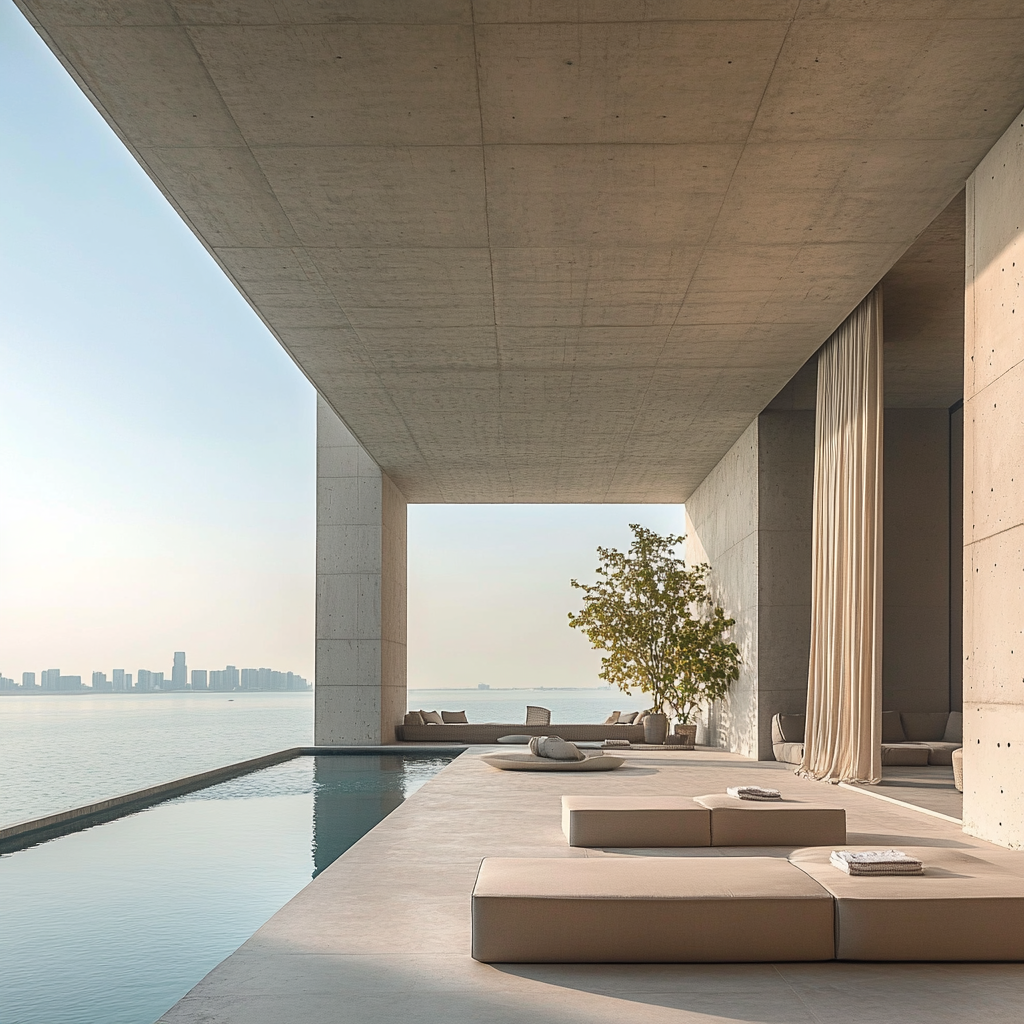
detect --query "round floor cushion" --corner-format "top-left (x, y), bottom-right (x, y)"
top-left (480, 753), bottom-right (625, 772)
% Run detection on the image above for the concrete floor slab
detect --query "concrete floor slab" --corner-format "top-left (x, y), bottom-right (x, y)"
top-left (158, 748), bottom-right (1024, 1024)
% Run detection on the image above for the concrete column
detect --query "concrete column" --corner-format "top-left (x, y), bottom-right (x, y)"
top-left (315, 396), bottom-right (407, 744)
top-left (685, 396), bottom-right (815, 759)
top-left (963, 110), bottom-right (1024, 848)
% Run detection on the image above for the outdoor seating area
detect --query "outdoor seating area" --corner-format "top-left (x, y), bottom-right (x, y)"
top-left (398, 706), bottom-right (648, 743)
top-left (772, 712), bottom-right (963, 767)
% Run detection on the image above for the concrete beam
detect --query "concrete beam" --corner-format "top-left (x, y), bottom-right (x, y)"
top-left (315, 397), bottom-right (406, 745)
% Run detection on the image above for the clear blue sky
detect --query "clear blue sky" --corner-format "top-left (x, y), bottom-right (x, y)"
top-left (0, 3), bottom-right (683, 688)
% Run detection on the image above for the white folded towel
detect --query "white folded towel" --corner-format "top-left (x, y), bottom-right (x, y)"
top-left (726, 785), bottom-right (782, 801)
top-left (830, 850), bottom-right (924, 876)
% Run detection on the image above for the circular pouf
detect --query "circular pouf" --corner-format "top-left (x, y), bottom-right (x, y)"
top-left (952, 747), bottom-right (963, 792)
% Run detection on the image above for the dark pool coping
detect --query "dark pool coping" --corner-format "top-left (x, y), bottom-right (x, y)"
top-left (0, 744), bottom-right (467, 854)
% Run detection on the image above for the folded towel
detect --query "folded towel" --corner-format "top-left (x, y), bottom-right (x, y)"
top-left (830, 850), bottom-right (924, 876)
top-left (726, 786), bottom-right (782, 801)
top-left (528, 736), bottom-right (586, 762)
top-left (602, 739), bottom-right (631, 748)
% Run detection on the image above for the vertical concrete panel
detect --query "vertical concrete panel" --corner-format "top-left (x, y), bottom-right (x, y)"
top-left (883, 408), bottom-right (950, 713)
top-left (757, 410), bottom-right (815, 758)
top-left (315, 396), bottom-right (407, 744)
top-left (950, 404), bottom-right (964, 709)
top-left (964, 109), bottom-right (1024, 848)
top-left (685, 420), bottom-right (759, 758)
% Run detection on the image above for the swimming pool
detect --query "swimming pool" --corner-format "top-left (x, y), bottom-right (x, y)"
top-left (0, 752), bottom-right (458, 1024)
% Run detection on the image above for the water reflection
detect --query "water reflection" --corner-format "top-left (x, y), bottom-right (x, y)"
top-left (311, 753), bottom-right (456, 876)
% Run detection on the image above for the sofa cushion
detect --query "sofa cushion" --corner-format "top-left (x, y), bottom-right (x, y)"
top-left (943, 711), bottom-right (963, 743)
top-left (900, 712), bottom-right (950, 742)
top-left (773, 741), bottom-right (805, 765)
top-left (603, 712), bottom-right (620, 724)
top-left (472, 857), bottom-right (835, 962)
top-left (441, 710), bottom-right (468, 724)
top-left (881, 711), bottom-right (906, 743)
top-left (881, 744), bottom-right (930, 766)
top-left (419, 710), bottom-right (443, 725)
top-left (693, 794), bottom-right (846, 847)
top-left (618, 712), bottom-right (638, 725)
top-left (788, 845), bottom-right (1024, 961)
top-left (919, 741), bottom-right (961, 766)
top-left (773, 713), bottom-right (806, 744)
top-left (403, 711), bottom-right (425, 726)
top-left (560, 796), bottom-right (711, 848)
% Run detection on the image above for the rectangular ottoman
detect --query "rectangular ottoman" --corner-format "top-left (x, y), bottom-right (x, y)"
top-left (561, 796), bottom-right (711, 848)
top-left (694, 794), bottom-right (846, 847)
top-left (789, 846), bottom-right (1024, 961)
top-left (472, 857), bottom-right (835, 963)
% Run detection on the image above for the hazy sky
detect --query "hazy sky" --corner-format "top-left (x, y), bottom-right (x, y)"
top-left (0, 4), bottom-right (683, 688)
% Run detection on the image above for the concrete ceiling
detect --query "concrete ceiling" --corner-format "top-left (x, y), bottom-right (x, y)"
top-left (19, 2), bottom-right (1024, 501)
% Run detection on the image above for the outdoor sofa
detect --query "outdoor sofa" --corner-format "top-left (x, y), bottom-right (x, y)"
top-left (772, 711), bottom-right (963, 766)
top-left (396, 722), bottom-right (645, 743)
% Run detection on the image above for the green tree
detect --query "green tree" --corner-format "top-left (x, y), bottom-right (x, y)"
top-left (568, 524), bottom-right (740, 723)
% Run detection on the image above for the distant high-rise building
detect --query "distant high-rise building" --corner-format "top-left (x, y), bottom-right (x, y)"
top-left (152, 671), bottom-right (165, 689)
top-left (91, 671), bottom-right (112, 692)
top-left (0, 675), bottom-right (14, 690)
top-left (22, 672), bottom-right (36, 689)
top-left (240, 668), bottom-right (258, 690)
top-left (137, 669), bottom-right (152, 692)
top-left (171, 652), bottom-right (187, 690)
top-left (57, 675), bottom-right (82, 690)
top-left (191, 669), bottom-right (207, 690)
top-left (258, 667), bottom-right (272, 691)
top-left (226, 665), bottom-right (238, 689)
top-left (41, 668), bottom-right (60, 691)
top-left (112, 669), bottom-right (126, 692)
top-left (125, 673), bottom-right (132, 690)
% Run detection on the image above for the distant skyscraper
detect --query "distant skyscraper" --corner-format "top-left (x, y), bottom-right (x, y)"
top-left (0, 675), bottom-right (14, 690)
top-left (22, 672), bottom-right (36, 689)
top-left (57, 675), bottom-right (82, 690)
top-left (226, 665), bottom-right (238, 689)
top-left (171, 652), bottom-right (187, 690)
top-left (41, 668), bottom-right (60, 690)
top-left (112, 668), bottom-right (126, 692)
top-left (91, 671), bottom-right (112, 692)
top-left (191, 669), bottom-right (207, 690)
top-left (137, 669), bottom-right (152, 692)
top-left (240, 668), bottom-right (258, 690)
top-left (125, 673), bottom-right (133, 689)
top-left (258, 667), bottom-right (272, 691)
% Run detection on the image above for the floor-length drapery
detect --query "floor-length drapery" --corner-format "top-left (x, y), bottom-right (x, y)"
top-left (799, 289), bottom-right (883, 784)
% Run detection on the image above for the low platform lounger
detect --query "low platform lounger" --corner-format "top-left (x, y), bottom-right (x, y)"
top-left (560, 794), bottom-right (845, 848)
top-left (472, 857), bottom-right (835, 963)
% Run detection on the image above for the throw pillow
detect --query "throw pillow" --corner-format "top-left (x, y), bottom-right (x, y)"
top-left (419, 710), bottom-right (444, 725)
top-left (943, 711), bottom-right (963, 743)
top-left (603, 712), bottom-right (621, 725)
top-left (881, 711), bottom-right (906, 743)
top-left (404, 711), bottom-right (425, 726)
top-left (618, 712), bottom-right (638, 725)
top-left (528, 735), bottom-right (586, 761)
top-left (441, 710), bottom-right (468, 724)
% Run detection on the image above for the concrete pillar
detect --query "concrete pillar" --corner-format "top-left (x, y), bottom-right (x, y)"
top-left (315, 396), bottom-right (407, 744)
top-left (963, 110), bottom-right (1024, 848)
top-left (685, 395), bottom-right (815, 759)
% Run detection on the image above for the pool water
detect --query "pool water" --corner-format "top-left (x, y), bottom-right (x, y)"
top-left (0, 753), bottom-right (457, 1024)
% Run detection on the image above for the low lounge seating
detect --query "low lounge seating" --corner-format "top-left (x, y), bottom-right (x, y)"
top-left (561, 794), bottom-right (845, 848)
top-left (471, 857), bottom-right (836, 963)
top-left (772, 711), bottom-right (963, 766)
top-left (472, 845), bottom-right (1024, 963)
top-left (789, 845), bottom-right (1024, 960)
top-left (396, 722), bottom-right (645, 743)
top-left (694, 794), bottom-right (846, 847)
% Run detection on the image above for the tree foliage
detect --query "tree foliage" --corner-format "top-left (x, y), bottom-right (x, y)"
top-left (568, 524), bottom-right (740, 723)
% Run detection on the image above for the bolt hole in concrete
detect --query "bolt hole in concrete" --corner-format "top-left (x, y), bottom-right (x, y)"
top-left (0, 753), bottom-right (456, 1024)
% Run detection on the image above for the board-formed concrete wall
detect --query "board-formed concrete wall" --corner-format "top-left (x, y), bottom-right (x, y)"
top-left (964, 112), bottom-right (1024, 848)
top-left (685, 409), bottom-right (814, 759)
top-left (883, 409), bottom-right (951, 713)
top-left (315, 396), bottom-right (407, 744)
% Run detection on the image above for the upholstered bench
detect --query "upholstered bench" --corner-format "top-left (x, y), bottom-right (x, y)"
top-left (789, 846), bottom-right (1024, 961)
top-left (561, 796), bottom-right (711, 848)
top-left (694, 794), bottom-right (847, 847)
top-left (471, 857), bottom-right (835, 963)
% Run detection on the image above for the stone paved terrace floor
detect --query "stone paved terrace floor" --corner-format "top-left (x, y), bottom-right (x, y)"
top-left (159, 749), bottom-right (1024, 1024)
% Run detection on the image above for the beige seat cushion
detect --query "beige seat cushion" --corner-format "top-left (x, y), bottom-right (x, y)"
top-left (472, 857), bottom-right (835, 963)
top-left (919, 740), bottom-right (961, 766)
top-left (773, 741), bottom-right (805, 765)
top-left (694, 794), bottom-right (847, 847)
top-left (789, 846), bottom-right (1024, 961)
top-left (881, 743), bottom-right (931, 766)
top-left (560, 796), bottom-right (711, 848)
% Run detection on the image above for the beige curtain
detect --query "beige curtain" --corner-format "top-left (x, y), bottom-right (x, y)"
top-left (799, 289), bottom-right (883, 784)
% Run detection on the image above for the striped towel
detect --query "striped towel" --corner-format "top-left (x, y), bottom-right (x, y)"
top-left (726, 786), bottom-right (782, 801)
top-left (830, 850), bottom-right (924, 876)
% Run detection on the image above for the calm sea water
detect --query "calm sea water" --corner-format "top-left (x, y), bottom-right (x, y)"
top-left (0, 753), bottom-right (456, 1024)
top-left (0, 688), bottom-right (645, 828)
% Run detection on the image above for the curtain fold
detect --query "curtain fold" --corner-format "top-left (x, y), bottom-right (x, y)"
top-left (799, 289), bottom-right (883, 784)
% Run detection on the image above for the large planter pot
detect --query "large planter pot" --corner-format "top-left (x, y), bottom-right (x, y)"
top-left (643, 712), bottom-right (668, 745)
top-left (671, 723), bottom-right (697, 749)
